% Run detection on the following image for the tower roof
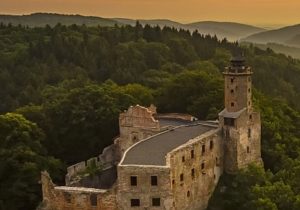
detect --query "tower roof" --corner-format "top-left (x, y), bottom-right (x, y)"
top-left (230, 55), bottom-right (246, 67)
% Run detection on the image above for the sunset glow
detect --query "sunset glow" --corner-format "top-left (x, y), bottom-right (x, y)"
top-left (1, 0), bottom-right (299, 27)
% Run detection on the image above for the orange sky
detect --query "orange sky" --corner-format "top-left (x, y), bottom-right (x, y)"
top-left (0, 0), bottom-right (299, 27)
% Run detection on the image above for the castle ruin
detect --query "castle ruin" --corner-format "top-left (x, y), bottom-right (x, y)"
top-left (40, 57), bottom-right (262, 210)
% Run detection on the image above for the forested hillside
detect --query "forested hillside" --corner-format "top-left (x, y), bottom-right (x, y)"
top-left (1, 23), bottom-right (300, 210)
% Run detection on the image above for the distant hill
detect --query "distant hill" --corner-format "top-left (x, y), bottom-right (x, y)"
top-left (115, 19), bottom-right (266, 41)
top-left (0, 13), bottom-right (267, 41)
top-left (242, 42), bottom-right (300, 59)
top-left (0, 13), bottom-right (266, 41)
top-left (113, 18), bottom-right (184, 29)
top-left (184, 21), bottom-right (266, 41)
top-left (0, 13), bottom-right (118, 27)
top-left (286, 34), bottom-right (300, 47)
top-left (243, 24), bottom-right (300, 47)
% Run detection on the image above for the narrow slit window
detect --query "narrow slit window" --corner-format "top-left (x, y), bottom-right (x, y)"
top-left (202, 145), bottom-right (206, 155)
top-left (191, 168), bottom-right (195, 179)
top-left (180, 173), bottom-right (184, 181)
top-left (210, 140), bottom-right (214, 150)
top-left (191, 150), bottom-right (194, 159)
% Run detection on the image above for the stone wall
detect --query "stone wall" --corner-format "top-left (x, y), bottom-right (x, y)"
top-left (168, 129), bottom-right (223, 210)
top-left (156, 113), bottom-right (197, 121)
top-left (220, 109), bottom-right (262, 174)
top-left (66, 144), bottom-right (119, 185)
top-left (68, 166), bottom-right (117, 189)
top-left (40, 171), bottom-right (117, 210)
top-left (117, 105), bottom-right (161, 155)
top-left (117, 165), bottom-right (174, 210)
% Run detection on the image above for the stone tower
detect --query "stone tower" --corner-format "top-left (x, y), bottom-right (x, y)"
top-left (219, 56), bottom-right (262, 174)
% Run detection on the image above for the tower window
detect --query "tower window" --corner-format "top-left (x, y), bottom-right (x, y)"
top-left (131, 199), bottom-right (140, 207)
top-left (180, 173), bottom-right (184, 181)
top-left (202, 145), bottom-right (206, 155)
top-left (248, 88), bottom-right (251, 93)
top-left (90, 194), bottom-right (97, 206)
top-left (248, 128), bottom-right (251, 138)
top-left (231, 89), bottom-right (234, 94)
top-left (182, 156), bottom-right (185, 162)
top-left (152, 198), bottom-right (161, 206)
top-left (172, 179), bottom-right (175, 185)
top-left (191, 168), bottom-right (195, 179)
top-left (210, 140), bottom-right (214, 150)
top-left (130, 176), bottom-right (137, 186)
top-left (231, 102), bottom-right (234, 107)
top-left (151, 176), bottom-right (158, 186)
top-left (247, 146), bottom-right (250, 153)
top-left (249, 114), bottom-right (252, 120)
top-left (224, 117), bottom-right (235, 126)
top-left (201, 163), bottom-right (205, 170)
top-left (231, 78), bottom-right (234, 83)
top-left (187, 191), bottom-right (190, 197)
top-left (191, 150), bottom-right (195, 159)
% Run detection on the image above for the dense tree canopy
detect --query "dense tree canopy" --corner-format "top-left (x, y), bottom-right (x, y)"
top-left (0, 113), bottom-right (63, 210)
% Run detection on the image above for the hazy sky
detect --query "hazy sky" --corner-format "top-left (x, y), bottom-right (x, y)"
top-left (0, 0), bottom-right (299, 27)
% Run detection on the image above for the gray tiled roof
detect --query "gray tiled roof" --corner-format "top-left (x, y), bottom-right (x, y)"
top-left (121, 123), bottom-right (215, 166)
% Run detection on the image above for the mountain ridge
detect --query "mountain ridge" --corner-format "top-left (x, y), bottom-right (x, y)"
top-left (0, 13), bottom-right (265, 41)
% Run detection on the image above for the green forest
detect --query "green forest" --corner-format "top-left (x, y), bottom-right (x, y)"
top-left (1, 22), bottom-right (300, 210)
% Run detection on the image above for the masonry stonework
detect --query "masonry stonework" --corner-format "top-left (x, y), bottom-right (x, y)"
top-left (40, 57), bottom-right (262, 210)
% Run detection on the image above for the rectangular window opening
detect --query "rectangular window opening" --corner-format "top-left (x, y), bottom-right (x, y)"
top-left (152, 198), bottom-right (161, 207)
top-left (210, 140), bottom-right (214, 150)
top-left (180, 173), bottom-right (184, 182)
top-left (130, 176), bottom-right (137, 186)
top-left (151, 176), bottom-right (158, 186)
top-left (191, 150), bottom-right (194, 159)
top-left (131, 199), bottom-right (140, 207)
top-left (202, 145), bottom-right (206, 155)
top-left (90, 194), bottom-right (97, 206)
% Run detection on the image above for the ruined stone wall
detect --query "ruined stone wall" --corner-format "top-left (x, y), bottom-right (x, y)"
top-left (66, 144), bottom-right (119, 186)
top-left (40, 172), bottom-right (117, 210)
top-left (168, 129), bottom-right (223, 210)
top-left (117, 165), bottom-right (174, 210)
top-left (156, 113), bottom-right (197, 121)
top-left (117, 105), bottom-right (161, 155)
